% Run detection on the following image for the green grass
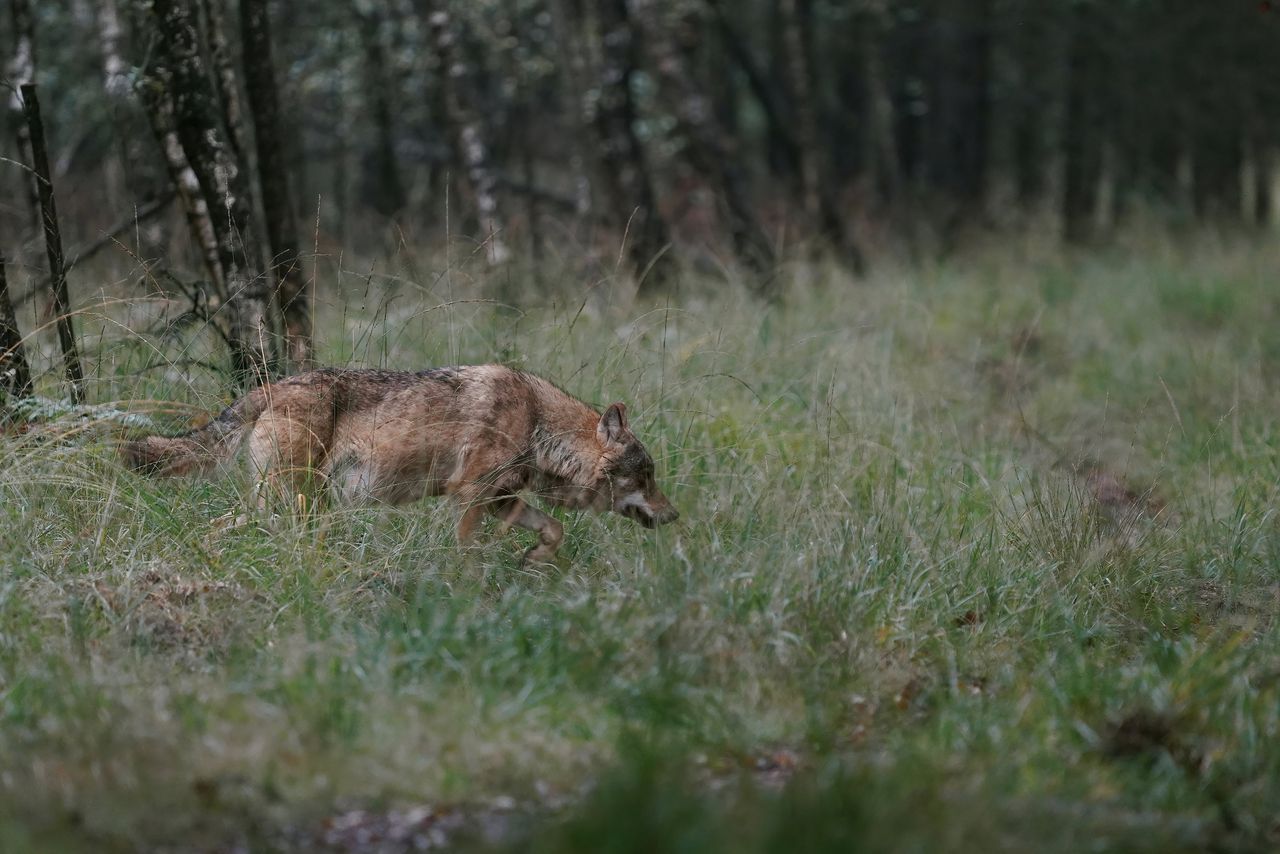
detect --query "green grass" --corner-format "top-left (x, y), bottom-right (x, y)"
top-left (2, 236), bottom-right (1280, 851)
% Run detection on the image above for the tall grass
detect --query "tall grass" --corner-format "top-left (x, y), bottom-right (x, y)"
top-left (1, 237), bottom-right (1279, 850)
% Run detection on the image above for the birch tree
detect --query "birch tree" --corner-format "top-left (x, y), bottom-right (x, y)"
top-left (146, 0), bottom-right (276, 386)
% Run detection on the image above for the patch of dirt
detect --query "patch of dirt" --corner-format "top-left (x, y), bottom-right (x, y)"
top-left (894, 676), bottom-right (924, 711)
top-left (751, 749), bottom-right (801, 789)
top-left (977, 325), bottom-right (1051, 398)
top-left (1192, 580), bottom-right (1280, 631)
top-left (1104, 709), bottom-right (1177, 759)
top-left (1103, 708), bottom-right (1201, 772)
top-left (77, 565), bottom-right (251, 654)
top-left (289, 798), bottom-right (532, 852)
top-left (695, 747), bottom-right (805, 795)
top-left (317, 806), bottom-right (465, 851)
top-left (1079, 465), bottom-right (1171, 525)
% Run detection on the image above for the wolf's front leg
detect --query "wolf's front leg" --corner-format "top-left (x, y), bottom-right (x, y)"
top-left (456, 503), bottom-right (487, 544)
top-left (492, 496), bottom-right (563, 565)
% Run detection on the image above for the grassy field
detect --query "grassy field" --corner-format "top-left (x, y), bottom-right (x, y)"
top-left (2, 235), bottom-right (1279, 851)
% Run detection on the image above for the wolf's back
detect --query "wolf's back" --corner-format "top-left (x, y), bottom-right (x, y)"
top-left (122, 389), bottom-right (265, 477)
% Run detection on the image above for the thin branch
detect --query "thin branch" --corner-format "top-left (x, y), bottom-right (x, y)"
top-left (14, 191), bottom-right (176, 308)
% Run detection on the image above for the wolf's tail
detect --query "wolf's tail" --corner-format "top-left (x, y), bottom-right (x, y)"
top-left (122, 388), bottom-right (267, 477)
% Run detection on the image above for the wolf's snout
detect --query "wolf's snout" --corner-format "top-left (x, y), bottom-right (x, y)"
top-left (620, 497), bottom-right (679, 528)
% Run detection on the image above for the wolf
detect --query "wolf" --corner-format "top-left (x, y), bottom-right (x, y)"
top-left (122, 366), bottom-right (679, 562)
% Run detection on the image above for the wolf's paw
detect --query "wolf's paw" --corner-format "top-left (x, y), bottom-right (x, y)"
top-left (211, 510), bottom-right (280, 533)
top-left (211, 511), bottom-right (251, 530)
top-left (519, 544), bottom-right (563, 571)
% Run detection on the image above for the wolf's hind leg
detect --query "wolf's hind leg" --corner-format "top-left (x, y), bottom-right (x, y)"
top-left (247, 415), bottom-right (328, 515)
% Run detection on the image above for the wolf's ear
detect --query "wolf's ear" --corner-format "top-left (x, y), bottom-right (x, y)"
top-left (597, 402), bottom-right (629, 446)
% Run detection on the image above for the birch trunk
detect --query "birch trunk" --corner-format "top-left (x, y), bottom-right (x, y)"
top-left (134, 44), bottom-right (226, 295)
top-left (7, 0), bottom-right (41, 238)
top-left (149, 0), bottom-right (275, 387)
top-left (202, 0), bottom-right (249, 159)
top-left (96, 0), bottom-right (131, 98)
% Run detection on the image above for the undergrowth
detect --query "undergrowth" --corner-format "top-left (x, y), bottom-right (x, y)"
top-left (1, 237), bottom-right (1279, 851)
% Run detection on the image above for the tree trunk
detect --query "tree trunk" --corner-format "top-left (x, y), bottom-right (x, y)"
top-left (977, 0), bottom-right (1018, 224)
top-left (1192, 135), bottom-right (1244, 223)
top-left (779, 0), bottom-right (821, 220)
top-left (355, 5), bottom-right (406, 218)
top-left (1253, 144), bottom-right (1273, 227)
top-left (7, 0), bottom-right (41, 239)
top-left (241, 0), bottom-right (311, 367)
top-left (97, 0), bottom-right (150, 215)
top-left (21, 84), bottom-right (85, 403)
top-left (857, 2), bottom-right (901, 206)
top-left (148, 0), bottom-right (275, 387)
top-left (779, 0), bottom-right (859, 265)
top-left (635, 1), bottom-right (774, 274)
top-left (202, 0), bottom-right (249, 160)
top-left (962, 0), bottom-right (993, 206)
top-left (134, 61), bottom-right (226, 294)
top-left (589, 0), bottom-right (674, 291)
top-left (766, 0), bottom-right (792, 178)
top-left (96, 0), bottom-right (131, 99)
top-left (550, 0), bottom-right (594, 221)
top-left (426, 4), bottom-right (510, 266)
top-left (0, 254), bottom-right (32, 402)
top-left (1062, 3), bottom-right (1101, 243)
top-left (521, 111), bottom-right (542, 262)
top-left (1011, 0), bottom-right (1047, 211)
top-left (705, 0), bottom-right (802, 182)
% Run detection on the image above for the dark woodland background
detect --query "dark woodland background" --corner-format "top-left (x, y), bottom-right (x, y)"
top-left (2, 0), bottom-right (1278, 386)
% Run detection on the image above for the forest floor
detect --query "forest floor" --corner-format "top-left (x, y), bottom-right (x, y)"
top-left (2, 235), bottom-right (1279, 852)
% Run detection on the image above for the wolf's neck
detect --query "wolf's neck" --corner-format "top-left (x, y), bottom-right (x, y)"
top-left (531, 400), bottom-right (599, 486)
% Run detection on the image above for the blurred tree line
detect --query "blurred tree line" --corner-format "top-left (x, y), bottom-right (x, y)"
top-left (2, 0), bottom-right (1277, 382)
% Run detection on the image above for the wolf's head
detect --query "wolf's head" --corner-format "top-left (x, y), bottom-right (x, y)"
top-left (595, 403), bottom-right (679, 528)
